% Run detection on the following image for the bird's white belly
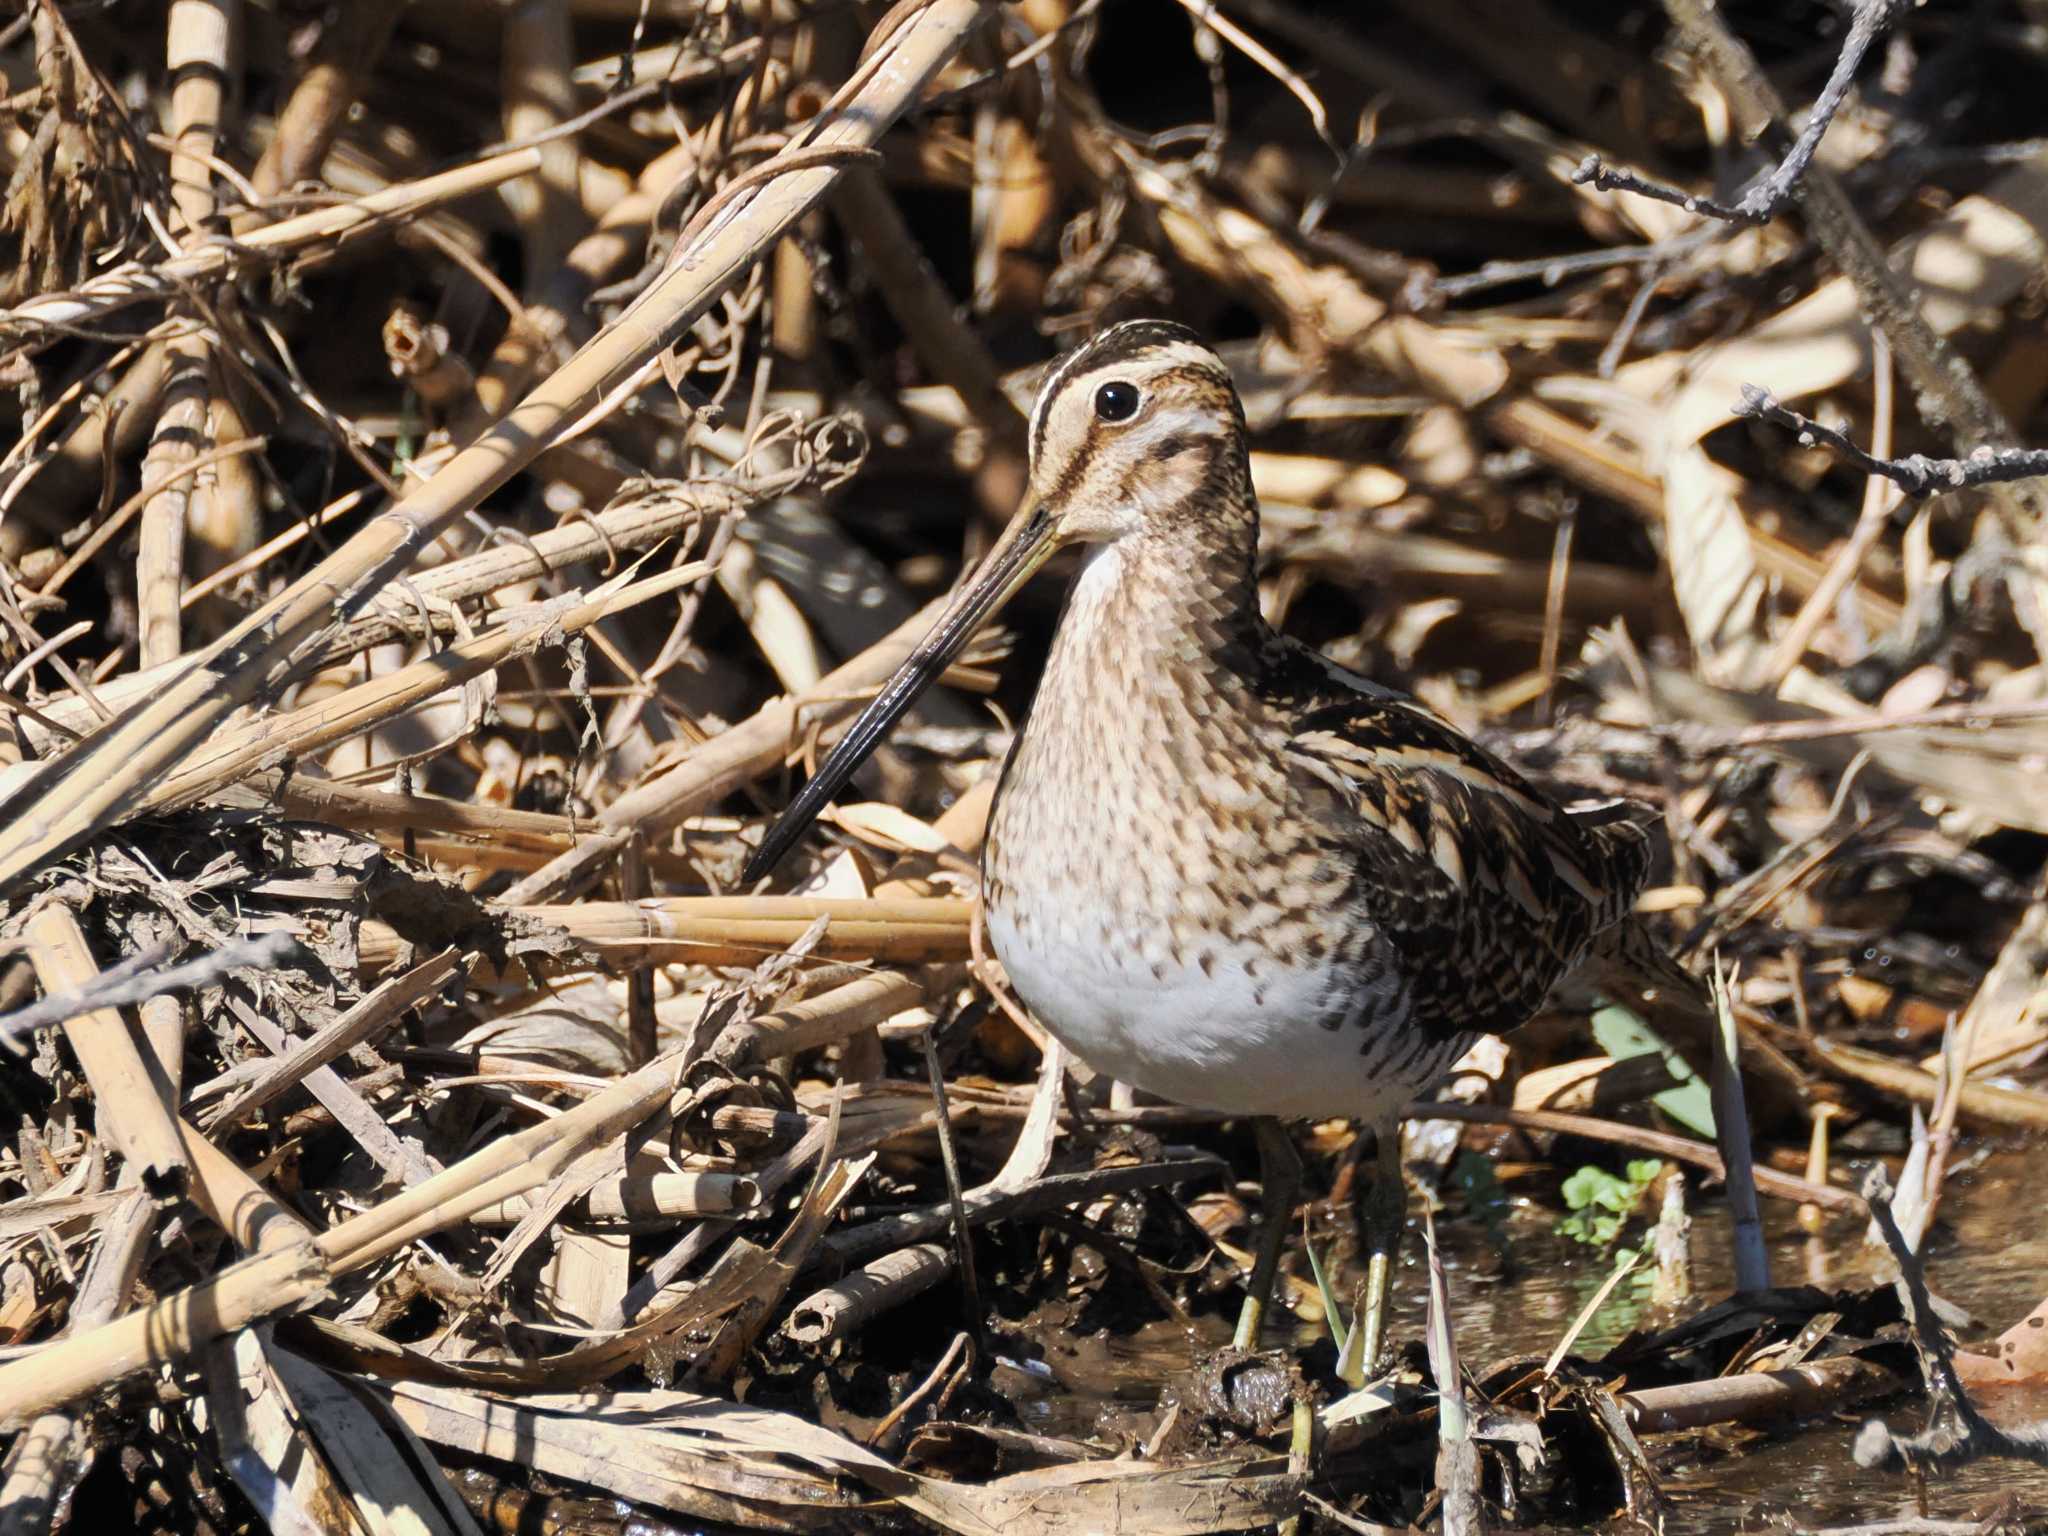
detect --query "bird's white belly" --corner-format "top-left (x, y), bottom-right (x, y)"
top-left (985, 902), bottom-right (1418, 1124)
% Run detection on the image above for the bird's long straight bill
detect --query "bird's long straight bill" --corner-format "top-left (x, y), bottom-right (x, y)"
top-left (744, 500), bottom-right (1058, 880)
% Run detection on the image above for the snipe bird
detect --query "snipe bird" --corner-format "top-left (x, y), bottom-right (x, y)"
top-left (748, 320), bottom-right (1659, 1367)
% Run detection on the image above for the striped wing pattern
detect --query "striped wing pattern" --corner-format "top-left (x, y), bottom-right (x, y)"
top-left (1285, 687), bottom-right (1654, 1043)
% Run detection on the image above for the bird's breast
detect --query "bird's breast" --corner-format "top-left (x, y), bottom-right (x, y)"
top-left (982, 760), bottom-right (1441, 1122)
top-left (982, 882), bottom-right (1436, 1121)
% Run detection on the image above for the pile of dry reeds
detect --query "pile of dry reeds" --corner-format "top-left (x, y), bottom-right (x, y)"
top-left (5, 0), bottom-right (2048, 1530)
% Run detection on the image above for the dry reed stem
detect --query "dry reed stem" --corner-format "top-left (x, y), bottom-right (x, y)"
top-left (0, 0), bottom-right (991, 893)
top-left (135, 0), bottom-right (236, 673)
top-left (22, 468), bottom-right (765, 744)
top-left (146, 558), bottom-right (717, 811)
top-left (1622, 1356), bottom-right (1901, 1434)
top-left (1808, 1038), bottom-right (2048, 1131)
top-left (11, 914), bottom-right (312, 1250)
top-left (784, 1240), bottom-right (951, 1343)
top-left (717, 968), bottom-right (927, 1062)
top-left (0, 1174), bottom-right (154, 1527)
top-left (35, 435), bottom-right (265, 603)
top-left (202, 947), bottom-right (462, 1131)
top-left (0, 340), bottom-right (172, 556)
top-left (0, 1412), bottom-right (88, 1531)
top-left (470, 1171), bottom-right (762, 1226)
top-left (246, 0), bottom-right (407, 200)
top-left (131, 348), bottom-right (205, 668)
top-left (0, 1038), bottom-right (686, 1430)
top-left (500, 591), bottom-right (954, 902)
top-left (499, 0), bottom-right (583, 290)
top-left (359, 895), bottom-right (972, 977)
top-left (2, 148), bottom-right (546, 337)
top-left (383, 1378), bottom-right (1304, 1534)
top-left (267, 778), bottom-right (712, 878)
top-left (0, 1242), bottom-right (335, 1436)
top-left (23, 901), bottom-right (189, 1199)
top-left (714, 778), bottom-right (993, 1065)
top-left (172, 1118), bottom-right (313, 1254)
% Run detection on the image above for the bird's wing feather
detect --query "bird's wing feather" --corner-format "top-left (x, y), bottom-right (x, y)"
top-left (1279, 665), bottom-right (1652, 1039)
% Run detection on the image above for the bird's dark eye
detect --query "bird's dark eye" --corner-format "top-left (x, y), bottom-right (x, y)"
top-left (1094, 381), bottom-right (1140, 422)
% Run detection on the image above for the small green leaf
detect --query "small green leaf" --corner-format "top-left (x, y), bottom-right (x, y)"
top-left (1302, 1225), bottom-right (1350, 1362)
top-left (1562, 1165), bottom-right (1624, 1212)
top-left (1591, 1004), bottom-right (1717, 1138)
top-left (1557, 1159), bottom-right (1665, 1250)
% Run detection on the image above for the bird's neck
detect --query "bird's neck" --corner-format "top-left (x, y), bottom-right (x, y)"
top-left (1040, 517), bottom-right (1269, 718)
top-left (990, 505), bottom-right (1288, 901)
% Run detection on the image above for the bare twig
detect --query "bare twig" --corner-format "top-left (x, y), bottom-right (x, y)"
top-left (1651, 0), bottom-right (2036, 513)
top-left (0, 930), bottom-right (302, 1049)
top-left (1573, 0), bottom-right (1908, 225)
top-left (1737, 385), bottom-right (2048, 497)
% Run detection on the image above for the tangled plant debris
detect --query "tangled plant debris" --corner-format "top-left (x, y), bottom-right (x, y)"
top-left (5, 0), bottom-right (2048, 1531)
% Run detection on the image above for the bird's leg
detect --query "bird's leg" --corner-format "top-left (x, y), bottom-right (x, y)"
top-left (1355, 1122), bottom-right (1407, 1374)
top-left (1233, 1116), bottom-right (1303, 1350)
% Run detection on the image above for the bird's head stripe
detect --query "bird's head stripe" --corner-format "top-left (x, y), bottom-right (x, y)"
top-left (1027, 320), bottom-right (1213, 465)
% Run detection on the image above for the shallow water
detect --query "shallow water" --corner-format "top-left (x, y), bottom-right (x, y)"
top-left (1612, 1150), bottom-right (2048, 1534)
top-left (1003, 1144), bottom-right (2048, 1529)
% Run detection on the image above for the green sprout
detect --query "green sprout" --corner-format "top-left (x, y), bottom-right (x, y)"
top-left (1558, 1158), bottom-right (1665, 1250)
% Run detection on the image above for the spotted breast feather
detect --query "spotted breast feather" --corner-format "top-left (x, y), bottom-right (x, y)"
top-left (1274, 648), bottom-right (1655, 1044)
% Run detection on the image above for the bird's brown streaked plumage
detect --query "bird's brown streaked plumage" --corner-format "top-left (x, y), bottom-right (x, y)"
top-left (745, 319), bottom-right (1664, 1365)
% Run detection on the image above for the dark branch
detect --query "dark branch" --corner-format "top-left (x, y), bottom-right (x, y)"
top-left (1574, 0), bottom-right (1909, 226)
top-left (1735, 385), bottom-right (2048, 497)
top-left (1854, 1167), bottom-right (2048, 1474)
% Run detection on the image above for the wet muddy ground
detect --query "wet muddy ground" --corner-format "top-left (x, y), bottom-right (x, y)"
top-left (965, 1141), bottom-right (2048, 1530)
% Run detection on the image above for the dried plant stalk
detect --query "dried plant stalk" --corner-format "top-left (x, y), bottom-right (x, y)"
top-left (471, 1171), bottom-right (762, 1226)
top-left (0, 1042), bottom-right (687, 1430)
top-left (24, 902), bottom-right (189, 1198)
top-left (0, 0), bottom-right (994, 893)
top-left (359, 896), bottom-right (972, 976)
top-left (3, 149), bottom-right (547, 337)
